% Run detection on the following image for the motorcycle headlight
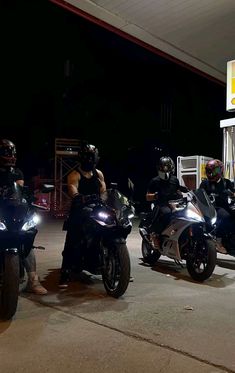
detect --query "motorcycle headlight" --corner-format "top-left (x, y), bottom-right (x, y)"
top-left (128, 206), bottom-right (135, 219)
top-left (211, 216), bottom-right (217, 226)
top-left (22, 213), bottom-right (41, 231)
top-left (0, 221), bottom-right (7, 231)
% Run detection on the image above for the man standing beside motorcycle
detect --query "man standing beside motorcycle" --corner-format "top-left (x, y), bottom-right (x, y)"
top-left (59, 142), bottom-right (106, 288)
top-left (0, 139), bottom-right (47, 295)
top-left (146, 156), bottom-right (188, 249)
top-left (199, 159), bottom-right (235, 254)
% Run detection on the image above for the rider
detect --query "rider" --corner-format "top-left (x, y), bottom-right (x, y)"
top-left (199, 159), bottom-right (235, 254)
top-left (0, 139), bottom-right (47, 295)
top-left (59, 142), bottom-right (106, 288)
top-left (146, 156), bottom-right (188, 248)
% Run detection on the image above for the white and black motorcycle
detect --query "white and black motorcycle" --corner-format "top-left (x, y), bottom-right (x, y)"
top-left (139, 188), bottom-right (217, 282)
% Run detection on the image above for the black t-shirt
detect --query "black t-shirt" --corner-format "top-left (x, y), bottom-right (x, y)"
top-left (199, 178), bottom-right (235, 209)
top-left (147, 175), bottom-right (181, 205)
top-left (0, 167), bottom-right (24, 188)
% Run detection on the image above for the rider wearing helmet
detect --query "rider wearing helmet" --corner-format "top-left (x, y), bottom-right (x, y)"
top-left (200, 159), bottom-right (235, 254)
top-left (146, 156), bottom-right (187, 248)
top-left (0, 139), bottom-right (17, 167)
top-left (59, 141), bottom-right (106, 288)
top-left (0, 139), bottom-right (47, 294)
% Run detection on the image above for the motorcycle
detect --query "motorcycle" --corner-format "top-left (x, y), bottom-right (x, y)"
top-left (67, 184), bottom-right (135, 298)
top-left (139, 188), bottom-right (217, 282)
top-left (0, 182), bottom-right (53, 320)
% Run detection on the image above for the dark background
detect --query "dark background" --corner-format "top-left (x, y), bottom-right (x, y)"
top-left (0, 0), bottom-right (233, 203)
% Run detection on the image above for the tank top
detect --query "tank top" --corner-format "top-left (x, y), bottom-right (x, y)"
top-left (78, 169), bottom-right (100, 196)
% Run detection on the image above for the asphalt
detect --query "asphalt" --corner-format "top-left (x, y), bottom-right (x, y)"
top-left (0, 216), bottom-right (235, 373)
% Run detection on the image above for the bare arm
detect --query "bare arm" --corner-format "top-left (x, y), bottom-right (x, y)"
top-left (16, 179), bottom-right (24, 187)
top-left (96, 169), bottom-right (106, 194)
top-left (67, 170), bottom-right (80, 198)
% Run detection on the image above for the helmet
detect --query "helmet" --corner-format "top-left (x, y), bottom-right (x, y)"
top-left (78, 143), bottom-right (99, 172)
top-left (158, 156), bottom-right (175, 180)
top-left (0, 139), bottom-right (17, 167)
top-left (205, 159), bottom-right (224, 182)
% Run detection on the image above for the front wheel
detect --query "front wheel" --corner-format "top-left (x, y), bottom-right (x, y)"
top-left (186, 239), bottom-right (216, 282)
top-left (141, 239), bottom-right (161, 265)
top-left (0, 251), bottom-right (20, 320)
top-left (102, 243), bottom-right (130, 298)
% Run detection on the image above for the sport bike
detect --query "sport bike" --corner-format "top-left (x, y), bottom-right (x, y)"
top-left (139, 188), bottom-right (217, 282)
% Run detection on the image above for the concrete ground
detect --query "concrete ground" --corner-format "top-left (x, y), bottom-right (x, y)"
top-left (0, 216), bottom-right (235, 373)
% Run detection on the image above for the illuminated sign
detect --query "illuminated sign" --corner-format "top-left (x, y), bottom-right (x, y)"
top-left (227, 60), bottom-right (235, 112)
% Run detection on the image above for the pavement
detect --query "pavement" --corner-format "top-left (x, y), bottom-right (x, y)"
top-left (0, 216), bottom-right (235, 373)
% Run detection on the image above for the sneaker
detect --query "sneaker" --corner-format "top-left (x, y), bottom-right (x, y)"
top-left (25, 278), bottom-right (48, 295)
top-left (58, 270), bottom-right (70, 289)
top-left (150, 233), bottom-right (161, 249)
top-left (216, 238), bottom-right (227, 254)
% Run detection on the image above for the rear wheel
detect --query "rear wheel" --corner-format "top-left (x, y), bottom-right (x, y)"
top-left (102, 243), bottom-right (130, 298)
top-left (186, 239), bottom-right (216, 282)
top-left (141, 239), bottom-right (161, 265)
top-left (0, 251), bottom-right (20, 320)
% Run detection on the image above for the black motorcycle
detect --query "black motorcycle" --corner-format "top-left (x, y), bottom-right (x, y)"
top-left (68, 184), bottom-right (135, 298)
top-left (139, 188), bottom-right (217, 282)
top-left (0, 182), bottom-right (53, 320)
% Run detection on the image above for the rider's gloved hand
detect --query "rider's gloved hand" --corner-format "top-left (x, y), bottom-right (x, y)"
top-left (73, 194), bottom-right (85, 207)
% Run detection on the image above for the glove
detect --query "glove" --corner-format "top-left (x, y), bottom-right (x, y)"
top-left (73, 194), bottom-right (85, 207)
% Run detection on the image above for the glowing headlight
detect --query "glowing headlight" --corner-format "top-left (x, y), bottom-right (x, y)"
top-left (211, 216), bottom-right (217, 225)
top-left (98, 212), bottom-right (109, 220)
top-left (0, 221), bottom-right (7, 231)
top-left (128, 213), bottom-right (135, 219)
top-left (185, 209), bottom-right (204, 223)
top-left (22, 214), bottom-right (41, 231)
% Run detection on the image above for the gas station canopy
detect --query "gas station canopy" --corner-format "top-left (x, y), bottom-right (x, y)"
top-left (51, 0), bottom-right (235, 84)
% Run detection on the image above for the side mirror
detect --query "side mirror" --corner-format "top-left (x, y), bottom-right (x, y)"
top-left (110, 182), bottom-right (118, 189)
top-left (41, 184), bottom-right (54, 193)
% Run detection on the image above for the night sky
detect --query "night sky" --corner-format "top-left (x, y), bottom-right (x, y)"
top-left (1, 0), bottom-right (234, 202)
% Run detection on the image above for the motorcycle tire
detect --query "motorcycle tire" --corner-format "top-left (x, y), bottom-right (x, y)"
top-left (186, 239), bottom-right (216, 282)
top-left (0, 251), bottom-right (20, 320)
top-left (141, 239), bottom-right (161, 265)
top-left (102, 243), bottom-right (130, 298)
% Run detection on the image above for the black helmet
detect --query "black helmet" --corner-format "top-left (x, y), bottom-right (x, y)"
top-left (78, 143), bottom-right (99, 172)
top-left (0, 139), bottom-right (17, 167)
top-left (158, 156), bottom-right (175, 180)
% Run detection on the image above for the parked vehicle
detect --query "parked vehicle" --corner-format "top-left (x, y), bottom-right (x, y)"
top-left (69, 184), bottom-right (135, 298)
top-left (0, 182), bottom-right (53, 320)
top-left (139, 188), bottom-right (217, 282)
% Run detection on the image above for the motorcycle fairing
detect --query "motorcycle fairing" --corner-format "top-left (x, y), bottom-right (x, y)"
top-left (161, 219), bottom-right (194, 260)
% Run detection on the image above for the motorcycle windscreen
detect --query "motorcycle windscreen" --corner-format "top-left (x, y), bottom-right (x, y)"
top-left (193, 188), bottom-right (216, 220)
top-left (101, 189), bottom-right (129, 210)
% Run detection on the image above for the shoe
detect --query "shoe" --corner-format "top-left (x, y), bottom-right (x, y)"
top-left (216, 238), bottom-right (227, 254)
top-left (58, 270), bottom-right (70, 289)
top-left (25, 278), bottom-right (48, 295)
top-left (129, 276), bottom-right (134, 282)
top-left (150, 233), bottom-right (161, 249)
